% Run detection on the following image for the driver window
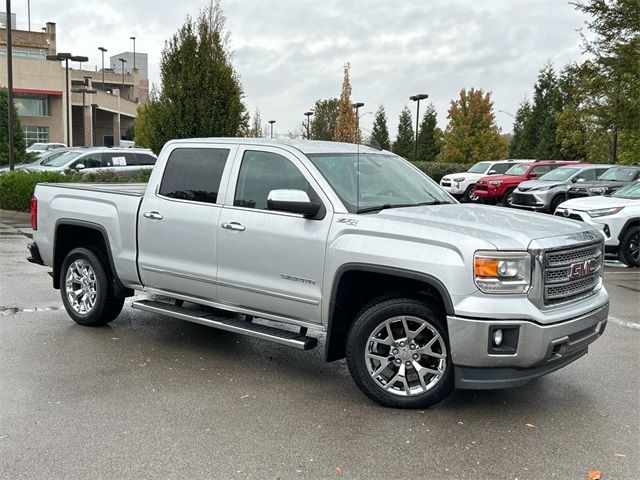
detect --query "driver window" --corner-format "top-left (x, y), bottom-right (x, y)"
top-left (234, 150), bottom-right (313, 210)
top-left (492, 163), bottom-right (512, 174)
top-left (75, 153), bottom-right (103, 169)
top-left (576, 169), bottom-right (597, 182)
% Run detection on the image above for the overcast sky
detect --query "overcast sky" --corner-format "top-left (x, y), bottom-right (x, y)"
top-left (13, 0), bottom-right (592, 137)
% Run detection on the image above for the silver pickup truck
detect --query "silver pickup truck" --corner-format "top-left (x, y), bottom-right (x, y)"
top-left (27, 138), bottom-right (609, 408)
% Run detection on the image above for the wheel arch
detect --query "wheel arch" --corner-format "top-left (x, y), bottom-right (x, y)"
top-left (53, 219), bottom-right (133, 298)
top-left (325, 263), bottom-right (454, 362)
top-left (617, 217), bottom-right (640, 241)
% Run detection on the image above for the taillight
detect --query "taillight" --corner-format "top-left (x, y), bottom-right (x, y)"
top-left (30, 196), bottom-right (37, 230)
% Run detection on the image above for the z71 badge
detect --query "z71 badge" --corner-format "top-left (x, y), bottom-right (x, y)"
top-left (337, 218), bottom-right (358, 227)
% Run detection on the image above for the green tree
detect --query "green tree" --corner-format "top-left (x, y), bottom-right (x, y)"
top-left (249, 108), bottom-right (263, 137)
top-left (530, 65), bottom-right (564, 159)
top-left (0, 88), bottom-right (26, 165)
top-left (392, 106), bottom-right (415, 160)
top-left (369, 105), bottom-right (391, 150)
top-left (310, 98), bottom-right (339, 141)
top-left (439, 88), bottom-right (507, 163)
top-left (416, 103), bottom-right (443, 162)
top-left (133, 0), bottom-right (247, 154)
top-left (334, 63), bottom-right (359, 143)
top-left (509, 99), bottom-right (536, 158)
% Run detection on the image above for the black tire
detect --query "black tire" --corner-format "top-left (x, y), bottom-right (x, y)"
top-left (461, 185), bottom-right (474, 203)
top-left (549, 195), bottom-right (565, 214)
top-left (502, 188), bottom-right (516, 207)
top-left (60, 247), bottom-right (124, 326)
top-left (346, 297), bottom-right (454, 408)
top-left (618, 226), bottom-right (640, 268)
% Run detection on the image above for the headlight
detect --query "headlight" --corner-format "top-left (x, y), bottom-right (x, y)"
top-left (586, 207), bottom-right (624, 218)
top-left (489, 180), bottom-right (502, 186)
top-left (474, 251), bottom-right (532, 294)
top-left (453, 177), bottom-right (465, 182)
top-left (590, 187), bottom-right (606, 194)
top-left (536, 186), bottom-right (552, 191)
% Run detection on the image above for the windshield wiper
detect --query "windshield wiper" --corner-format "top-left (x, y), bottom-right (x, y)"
top-left (356, 201), bottom-right (450, 214)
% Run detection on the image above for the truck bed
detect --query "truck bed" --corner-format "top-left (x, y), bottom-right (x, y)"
top-left (40, 182), bottom-right (148, 197)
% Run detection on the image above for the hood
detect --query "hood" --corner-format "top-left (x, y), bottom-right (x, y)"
top-left (517, 179), bottom-right (564, 191)
top-left (558, 195), bottom-right (640, 211)
top-left (476, 173), bottom-right (523, 185)
top-left (373, 203), bottom-right (593, 250)
top-left (441, 172), bottom-right (486, 182)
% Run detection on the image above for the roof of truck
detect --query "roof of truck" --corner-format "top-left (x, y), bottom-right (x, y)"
top-left (166, 138), bottom-right (385, 155)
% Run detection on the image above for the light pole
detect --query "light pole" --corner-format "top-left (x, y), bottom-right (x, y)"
top-left (72, 80), bottom-right (97, 146)
top-left (130, 36), bottom-right (136, 71)
top-left (498, 109), bottom-right (515, 119)
top-left (6, 0), bottom-right (15, 170)
top-left (352, 102), bottom-right (364, 143)
top-left (98, 47), bottom-right (107, 91)
top-left (304, 111), bottom-right (314, 140)
top-left (47, 52), bottom-right (89, 146)
top-left (268, 120), bottom-right (276, 138)
top-left (118, 58), bottom-right (127, 99)
top-left (91, 103), bottom-right (98, 146)
top-left (409, 93), bottom-right (428, 161)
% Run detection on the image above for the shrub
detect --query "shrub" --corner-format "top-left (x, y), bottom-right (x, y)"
top-left (0, 169), bottom-right (152, 211)
top-left (412, 162), bottom-right (474, 183)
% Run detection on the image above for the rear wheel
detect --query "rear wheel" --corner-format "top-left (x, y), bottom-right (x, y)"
top-left (60, 247), bottom-right (124, 326)
top-left (502, 188), bottom-right (516, 207)
top-left (618, 227), bottom-right (640, 268)
top-left (346, 298), bottom-right (453, 408)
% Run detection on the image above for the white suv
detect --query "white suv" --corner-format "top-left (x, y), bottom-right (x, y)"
top-left (440, 159), bottom-right (534, 202)
top-left (555, 181), bottom-right (640, 267)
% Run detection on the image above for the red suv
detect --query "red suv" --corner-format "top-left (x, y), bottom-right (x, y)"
top-left (474, 161), bottom-right (580, 206)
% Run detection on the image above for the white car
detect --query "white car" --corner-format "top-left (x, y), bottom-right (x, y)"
top-left (555, 181), bottom-right (640, 267)
top-left (26, 142), bottom-right (67, 154)
top-left (440, 159), bottom-right (534, 202)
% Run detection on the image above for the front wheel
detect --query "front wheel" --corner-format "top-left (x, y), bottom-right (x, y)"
top-left (60, 247), bottom-right (124, 326)
top-left (346, 298), bottom-right (453, 408)
top-left (502, 188), bottom-right (516, 207)
top-left (461, 185), bottom-right (476, 203)
top-left (618, 227), bottom-right (640, 268)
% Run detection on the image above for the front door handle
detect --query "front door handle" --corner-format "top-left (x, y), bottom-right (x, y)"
top-left (143, 211), bottom-right (164, 220)
top-left (221, 222), bottom-right (245, 232)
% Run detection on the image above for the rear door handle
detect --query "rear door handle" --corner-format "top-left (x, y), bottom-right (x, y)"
top-left (221, 222), bottom-right (245, 232)
top-left (143, 211), bottom-right (163, 220)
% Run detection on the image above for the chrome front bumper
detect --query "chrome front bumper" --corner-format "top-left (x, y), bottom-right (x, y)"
top-left (447, 303), bottom-right (609, 389)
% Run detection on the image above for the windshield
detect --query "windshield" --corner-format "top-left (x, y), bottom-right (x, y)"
top-left (539, 167), bottom-right (580, 181)
top-left (505, 163), bottom-right (530, 176)
top-left (306, 153), bottom-right (454, 213)
top-left (598, 166), bottom-right (639, 182)
top-left (42, 151), bottom-right (83, 167)
top-left (29, 143), bottom-right (47, 151)
top-left (467, 162), bottom-right (491, 174)
top-left (612, 181), bottom-right (640, 199)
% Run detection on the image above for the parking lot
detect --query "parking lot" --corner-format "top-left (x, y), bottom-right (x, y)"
top-left (1, 211), bottom-right (638, 480)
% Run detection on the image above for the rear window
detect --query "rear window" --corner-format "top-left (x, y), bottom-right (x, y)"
top-left (159, 148), bottom-right (230, 204)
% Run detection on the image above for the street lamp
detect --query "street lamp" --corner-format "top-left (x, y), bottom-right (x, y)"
top-left (268, 120), bottom-right (276, 138)
top-left (118, 58), bottom-right (127, 99)
top-left (98, 47), bottom-right (107, 91)
top-left (409, 93), bottom-right (429, 161)
top-left (72, 80), bottom-right (97, 146)
top-left (498, 109), bottom-right (515, 119)
top-left (130, 36), bottom-right (136, 71)
top-left (6, 0), bottom-right (15, 170)
top-left (47, 52), bottom-right (89, 146)
top-left (304, 111), bottom-right (314, 140)
top-left (91, 103), bottom-right (99, 146)
top-left (352, 102), bottom-right (364, 143)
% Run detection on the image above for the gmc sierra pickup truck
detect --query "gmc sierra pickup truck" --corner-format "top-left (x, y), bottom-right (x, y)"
top-left (27, 138), bottom-right (609, 408)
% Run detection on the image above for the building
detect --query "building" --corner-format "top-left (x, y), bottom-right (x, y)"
top-left (0, 16), bottom-right (147, 147)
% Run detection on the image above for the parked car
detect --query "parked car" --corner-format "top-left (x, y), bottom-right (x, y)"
top-left (555, 180), bottom-right (640, 267)
top-left (24, 147), bottom-right (157, 177)
top-left (439, 159), bottom-right (533, 202)
top-left (27, 139), bottom-right (609, 408)
top-left (510, 164), bottom-right (612, 213)
top-left (566, 165), bottom-right (640, 199)
top-left (0, 148), bottom-right (74, 172)
top-left (25, 142), bottom-right (67, 154)
top-left (474, 161), bottom-right (580, 206)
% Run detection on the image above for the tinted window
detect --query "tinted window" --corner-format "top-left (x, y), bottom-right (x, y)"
top-left (576, 169), bottom-right (597, 182)
top-left (102, 152), bottom-right (134, 167)
top-left (75, 152), bottom-right (104, 169)
top-left (491, 163), bottom-right (513, 174)
top-left (135, 153), bottom-right (156, 166)
top-left (532, 165), bottom-right (552, 176)
top-left (234, 150), bottom-right (311, 210)
top-left (159, 148), bottom-right (230, 204)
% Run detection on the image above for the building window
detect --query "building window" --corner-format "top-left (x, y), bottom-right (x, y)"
top-left (0, 47), bottom-right (47, 60)
top-left (23, 126), bottom-right (50, 145)
top-left (14, 96), bottom-right (48, 116)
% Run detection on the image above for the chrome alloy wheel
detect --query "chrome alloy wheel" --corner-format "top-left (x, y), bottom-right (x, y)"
top-left (365, 316), bottom-right (447, 396)
top-left (65, 260), bottom-right (98, 315)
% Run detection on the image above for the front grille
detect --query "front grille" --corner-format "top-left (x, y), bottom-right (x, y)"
top-left (511, 193), bottom-right (538, 206)
top-left (476, 184), bottom-right (488, 191)
top-left (542, 241), bottom-right (603, 306)
top-left (441, 181), bottom-right (451, 187)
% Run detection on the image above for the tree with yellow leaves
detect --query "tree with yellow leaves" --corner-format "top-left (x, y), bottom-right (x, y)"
top-left (333, 63), bottom-right (360, 143)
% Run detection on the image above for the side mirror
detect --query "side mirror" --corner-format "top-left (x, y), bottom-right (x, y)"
top-left (488, 169), bottom-right (497, 174)
top-left (528, 173), bottom-right (538, 179)
top-left (574, 177), bottom-right (585, 183)
top-left (74, 163), bottom-right (85, 171)
top-left (267, 189), bottom-right (321, 218)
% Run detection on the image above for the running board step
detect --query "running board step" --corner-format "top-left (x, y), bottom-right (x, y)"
top-left (132, 300), bottom-right (318, 350)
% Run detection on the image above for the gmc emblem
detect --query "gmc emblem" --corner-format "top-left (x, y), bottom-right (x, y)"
top-left (570, 259), bottom-right (597, 279)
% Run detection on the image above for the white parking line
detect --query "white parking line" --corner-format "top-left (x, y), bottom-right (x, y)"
top-left (608, 315), bottom-right (640, 330)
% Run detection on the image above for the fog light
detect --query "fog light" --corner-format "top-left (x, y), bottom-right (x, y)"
top-left (493, 329), bottom-right (503, 347)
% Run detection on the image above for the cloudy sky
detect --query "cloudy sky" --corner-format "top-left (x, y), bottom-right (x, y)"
top-left (13, 0), bottom-right (592, 137)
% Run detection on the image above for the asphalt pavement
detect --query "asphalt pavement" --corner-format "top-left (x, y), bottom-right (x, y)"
top-left (0, 211), bottom-right (638, 480)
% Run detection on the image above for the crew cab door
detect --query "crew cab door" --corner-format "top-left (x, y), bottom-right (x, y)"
top-left (137, 144), bottom-right (236, 300)
top-left (216, 146), bottom-right (332, 324)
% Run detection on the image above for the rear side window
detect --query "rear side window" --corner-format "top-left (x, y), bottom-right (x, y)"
top-left (102, 152), bottom-right (133, 167)
top-left (135, 153), bottom-right (156, 166)
top-left (532, 165), bottom-right (552, 176)
top-left (159, 148), bottom-right (230, 204)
